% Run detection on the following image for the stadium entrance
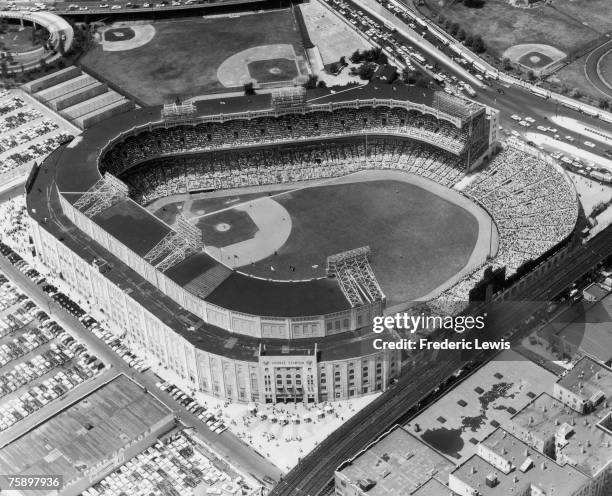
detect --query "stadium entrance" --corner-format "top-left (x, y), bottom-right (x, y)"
top-left (259, 354), bottom-right (318, 404)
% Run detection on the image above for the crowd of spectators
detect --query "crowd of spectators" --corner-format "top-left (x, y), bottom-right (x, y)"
top-left (121, 137), bottom-right (466, 205)
top-left (101, 106), bottom-right (475, 177)
top-left (464, 147), bottom-right (578, 274)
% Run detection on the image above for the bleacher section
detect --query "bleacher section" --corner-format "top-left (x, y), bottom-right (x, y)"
top-left (23, 67), bottom-right (134, 129)
top-left (463, 148), bottom-right (577, 274)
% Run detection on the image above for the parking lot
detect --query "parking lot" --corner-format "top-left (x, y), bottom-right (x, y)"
top-left (0, 265), bottom-right (105, 436)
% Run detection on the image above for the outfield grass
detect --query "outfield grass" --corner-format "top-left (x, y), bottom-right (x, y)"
top-left (429, 0), bottom-right (610, 58)
top-left (80, 10), bottom-right (305, 105)
top-left (553, 54), bottom-right (600, 100)
top-left (200, 179), bottom-right (479, 306)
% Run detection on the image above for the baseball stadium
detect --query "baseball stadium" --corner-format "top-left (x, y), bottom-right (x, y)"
top-left (26, 84), bottom-right (579, 404)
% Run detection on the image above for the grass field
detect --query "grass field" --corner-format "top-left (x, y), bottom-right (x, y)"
top-left (180, 178), bottom-right (480, 306)
top-left (552, 55), bottom-right (600, 99)
top-left (428, 0), bottom-right (611, 59)
top-left (80, 10), bottom-right (306, 105)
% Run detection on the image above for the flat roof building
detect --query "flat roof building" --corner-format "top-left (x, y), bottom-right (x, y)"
top-left (0, 375), bottom-right (174, 496)
top-left (449, 429), bottom-right (590, 496)
top-left (554, 356), bottom-right (612, 414)
top-left (407, 350), bottom-right (557, 461)
top-left (509, 393), bottom-right (611, 477)
top-left (335, 425), bottom-right (454, 496)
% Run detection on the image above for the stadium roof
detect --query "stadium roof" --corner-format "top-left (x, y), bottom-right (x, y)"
top-left (0, 375), bottom-right (172, 488)
top-left (93, 199), bottom-right (170, 257)
top-left (205, 272), bottom-right (350, 317)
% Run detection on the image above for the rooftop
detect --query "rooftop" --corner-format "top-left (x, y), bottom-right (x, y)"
top-left (451, 430), bottom-right (588, 496)
top-left (557, 356), bottom-right (612, 402)
top-left (583, 282), bottom-right (609, 301)
top-left (411, 478), bottom-right (454, 496)
top-left (509, 393), bottom-right (612, 476)
top-left (407, 349), bottom-right (557, 461)
top-left (337, 425), bottom-right (454, 495)
top-left (539, 293), bottom-right (612, 363)
top-left (0, 375), bottom-right (172, 487)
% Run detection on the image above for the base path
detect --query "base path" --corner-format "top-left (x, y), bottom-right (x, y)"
top-left (204, 199), bottom-right (293, 268)
top-left (216, 44), bottom-right (299, 87)
top-left (99, 23), bottom-right (156, 52)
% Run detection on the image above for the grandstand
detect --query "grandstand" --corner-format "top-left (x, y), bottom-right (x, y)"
top-left (25, 85), bottom-right (579, 404)
top-left (463, 148), bottom-right (578, 274)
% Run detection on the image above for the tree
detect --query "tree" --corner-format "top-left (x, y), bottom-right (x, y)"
top-left (317, 80), bottom-right (327, 88)
top-left (402, 68), bottom-right (417, 85)
top-left (438, 14), bottom-right (446, 24)
top-left (569, 87), bottom-right (582, 99)
top-left (363, 47), bottom-right (382, 63)
top-left (357, 62), bottom-right (376, 81)
top-left (0, 60), bottom-right (7, 81)
top-left (502, 57), bottom-right (512, 71)
top-left (339, 56), bottom-right (347, 66)
top-left (527, 70), bottom-right (536, 81)
top-left (598, 98), bottom-right (610, 110)
top-left (457, 28), bottom-right (466, 41)
top-left (465, 34), bottom-right (474, 47)
top-left (472, 35), bottom-right (486, 53)
top-left (450, 22), bottom-right (460, 37)
top-left (243, 82), bottom-right (255, 96)
top-left (350, 49), bottom-right (362, 64)
top-left (304, 74), bottom-right (319, 89)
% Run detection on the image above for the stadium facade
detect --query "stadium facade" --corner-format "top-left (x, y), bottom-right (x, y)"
top-left (27, 85), bottom-right (576, 404)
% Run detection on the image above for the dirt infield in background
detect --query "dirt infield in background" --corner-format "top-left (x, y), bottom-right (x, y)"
top-left (502, 44), bottom-right (566, 71)
top-left (81, 10), bottom-right (307, 105)
top-left (216, 44), bottom-right (301, 87)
